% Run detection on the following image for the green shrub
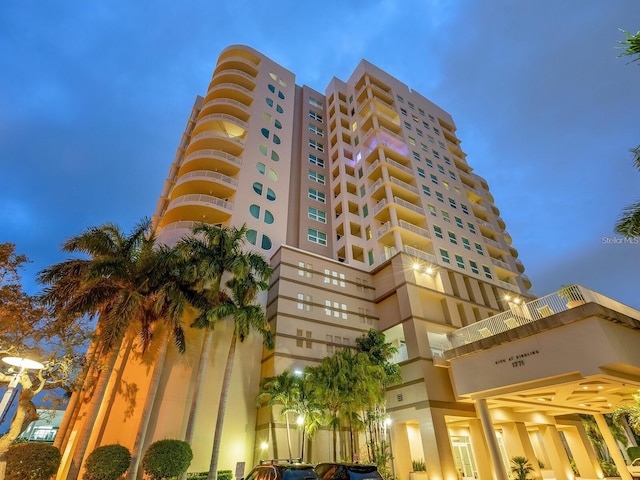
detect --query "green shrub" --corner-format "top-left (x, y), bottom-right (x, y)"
top-left (411, 459), bottom-right (426, 472)
top-left (186, 474), bottom-right (208, 480)
top-left (629, 446), bottom-right (640, 461)
top-left (83, 444), bottom-right (131, 480)
top-left (142, 439), bottom-right (193, 480)
top-left (599, 460), bottom-right (618, 477)
top-left (217, 470), bottom-right (233, 480)
top-left (6, 442), bottom-right (61, 480)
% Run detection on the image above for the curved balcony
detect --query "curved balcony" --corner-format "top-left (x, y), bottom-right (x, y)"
top-left (162, 194), bottom-right (233, 226)
top-left (193, 113), bottom-right (248, 136)
top-left (204, 82), bottom-right (253, 107)
top-left (520, 274), bottom-right (532, 290)
top-left (200, 97), bottom-right (250, 121)
top-left (209, 68), bottom-right (256, 91)
top-left (179, 149), bottom-right (242, 177)
top-left (515, 259), bottom-right (525, 273)
top-left (186, 131), bottom-right (245, 157)
top-left (214, 55), bottom-right (260, 78)
top-left (172, 170), bottom-right (238, 199)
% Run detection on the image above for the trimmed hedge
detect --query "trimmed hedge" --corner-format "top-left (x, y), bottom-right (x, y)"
top-left (187, 470), bottom-right (232, 480)
top-left (83, 444), bottom-right (131, 480)
top-left (6, 442), bottom-right (61, 480)
top-left (142, 439), bottom-right (193, 480)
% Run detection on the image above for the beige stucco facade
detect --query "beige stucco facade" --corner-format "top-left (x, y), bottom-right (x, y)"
top-left (55, 45), bottom-right (640, 480)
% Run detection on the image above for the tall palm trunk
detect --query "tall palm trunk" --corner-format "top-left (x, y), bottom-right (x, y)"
top-left (285, 413), bottom-right (293, 459)
top-left (207, 334), bottom-right (237, 480)
top-left (178, 329), bottom-right (213, 480)
top-left (127, 332), bottom-right (170, 480)
top-left (64, 345), bottom-right (120, 480)
top-left (54, 343), bottom-right (99, 451)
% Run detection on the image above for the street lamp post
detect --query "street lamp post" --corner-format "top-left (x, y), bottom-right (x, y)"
top-left (0, 356), bottom-right (45, 423)
top-left (385, 417), bottom-right (396, 479)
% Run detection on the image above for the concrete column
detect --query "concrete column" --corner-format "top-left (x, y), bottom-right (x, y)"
top-left (500, 422), bottom-right (541, 478)
top-left (539, 424), bottom-right (573, 480)
top-left (475, 399), bottom-right (508, 480)
top-left (594, 414), bottom-right (633, 480)
top-left (468, 419), bottom-right (493, 480)
top-left (419, 409), bottom-right (458, 480)
top-left (393, 421), bottom-right (413, 480)
top-left (560, 423), bottom-right (601, 479)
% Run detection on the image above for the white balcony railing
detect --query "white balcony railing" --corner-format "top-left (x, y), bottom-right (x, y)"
top-left (445, 285), bottom-right (639, 350)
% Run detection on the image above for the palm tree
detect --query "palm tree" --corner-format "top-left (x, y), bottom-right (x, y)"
top-left (616, 146), bottom-right (640, 237)
top-left (204, 250), bottom-right (273, 480)
top-left (256, 369), bottom-right (302, 459)
top-left (37, 219), bottom-right (189, 480)
top-left (614, 394), bottom-right (640, 436)
top-left (510, 456), bottom-right (534, 480)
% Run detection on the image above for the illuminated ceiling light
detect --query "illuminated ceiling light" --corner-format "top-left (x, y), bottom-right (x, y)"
top-left (504, 295), bottom-right (511, 301)
top-left (513, 298), bottom-right (522, 305)
top-left (426, 267), bottom-right (435, 275)
top-left (537, 398), bottom-right (546, 402)
top-left (598, 386), bottom-right (603, 390)
top-left (579, 403), bottom-right (586, 407)
top-left (261, 441), bottom-right (268, 450)
top-left (413, 263), bottom-right (421, 270)
top-left (607, 403), bottom-right (612, 407)
top-left (582, 386), bottom-right (588, 390)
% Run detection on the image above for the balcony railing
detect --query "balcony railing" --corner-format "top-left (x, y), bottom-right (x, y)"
top-left (390, 176), bottom-right (418, 194)
top-left (196, 113), bottom-right (248, 130)
top-left (393, 196), bottom-right (424, 215)
top-left (404, 245), bottom-right (437, 264)
top-left (182, 149), bottom-right (243, 167)
top-left (190, 131), bottom-right (246, 146)
top-left (169, 194), bottom-right (234, 211)
top-left (491, 257), bottom-right (510, 270)
top-left (445, 285), bottom-right (639, 350)
top-left (177, 170), bottom-right (238, 187)
top-left (398, 220), bottom-right (430, 238)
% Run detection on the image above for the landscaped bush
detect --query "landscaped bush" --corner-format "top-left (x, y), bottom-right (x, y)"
top-left (217, 470), bottom-right (233, 480)
top-left (6, 442), bottom-right (61, 480)
top-left (83, 444), bottom-right (131, 480)
top-left (629, 446), bottom-right (640, 461)
top-left (142, 439), bottom-right (193, 480)
top-left (599, 460), bottom-right (618, 477)
top-left (411, 459), bottom-right (426, 472)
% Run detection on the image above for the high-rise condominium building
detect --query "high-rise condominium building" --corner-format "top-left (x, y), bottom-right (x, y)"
top-left (57, 45), bottom-right (640, 480)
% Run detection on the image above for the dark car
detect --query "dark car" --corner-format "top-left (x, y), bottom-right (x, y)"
top-left (245, 460), bottom-right (319, 480)
top-left (315, 463), bottom-right (383, 480)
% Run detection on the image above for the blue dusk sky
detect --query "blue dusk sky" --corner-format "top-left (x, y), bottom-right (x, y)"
top-left (1, 1), bottom-right (639, 308)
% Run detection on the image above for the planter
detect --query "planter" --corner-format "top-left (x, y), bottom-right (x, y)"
top-left (410, 472), bottom-right (429, 480)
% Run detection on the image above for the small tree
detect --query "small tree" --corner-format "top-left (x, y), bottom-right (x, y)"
top-left (83, 444), bottom-right (131, 480)
top-left (142, 439), bottom-right (193, 480)
top-left (5, 442), bottom-right (61, 480)
top-left (510, 456), bottom-right (534, 480)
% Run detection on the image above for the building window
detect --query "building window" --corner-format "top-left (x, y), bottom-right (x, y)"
top-left (433, 127), bottom-right (440, 135)
top-left (436, 192), bottom-right (444, 203)
top-left (298, 262), bottom-right (313, 277)
top-left (308, 228), bottom-right (327, 246)
top-left (309, 139), bottom-right (324, 152)
top-left (400, 108), bottom-right (407, 116)
top-left (408, 136), bottom-right (416, 146)
top-left (309, 153), bottom-right (324, 167)
top-left (444, 156), bottom-right (451, 165)
top-left (449, 198), bottom-right (457, 209)
top-left (422, 121), bottom-right (430, 129)
top-left (434, 225), bottom-right (443, 239)
top-left (404, 121), bottom-right (412, 130)
top-left (419, 108), bottom-right (425, 116)
top-left (455, 255), bottom-right (465, 269)
top-left (455, 216), bottom-right (464, 228)
top-left (308, 207), bottom-right (326, 223)
top-left (324, 269), bottom-right (346, 287)
top-left (469, 260), bottom-right (479, 274)
top-left (426, 159), bottom-right (433, 167)
top-left (430, 174), bottom-right (438, 185)
top-left (475, 243), bottom-right (484, 255)
top-left (362, 204), bottom-right (369, 217)
top-left (482, 265), bottom-right (493, 279)
top-left (433, 151), bottom-right (440, 159)
top-left (418, 167), bottom-right (426, 178)
top-left (422, 185), bottom-right (431, 196)
top-left (309, 110), bottom-right (323, 121)
top-left (449, 171), bottom-right (457, 180)
top-left (309, 124), bottom-right (324, 136)
top-left (442, 180), bottom-right (450, 191)
top-left (461, 204), bottom-right (469, 214)
top-left (397, 95), bottom-right (404, 103)
top-left (448, 231), bottom-right (457, 245)
top-left (309, 97), bottom-right (323, 109)
top-left (468, 222), bottom-right (476, 234)
top-left (442, 211), bottom-right (450, 222)
top-left (408, 102), bottom-right (415, 109)
top-left (440, 248), bottom-right (451, 264)
top-left (427, 204), bottom-right (437, 216)
top-left (413, 151), bottom-right (421, 161)
top-left (421, 143), bottom-right (429, 152)
top-left (297, 293), bottom-right (312, 311)
top-left (308, 188), bottom-right (326, 203)
top-left (309, 170), bottom-right (325, 184)
top-left (462, 237), bottom-right (471, 250)
top-left (438, 165), bottom-right (445, 174)
top-left (416, 129), bottom-right (423, 137)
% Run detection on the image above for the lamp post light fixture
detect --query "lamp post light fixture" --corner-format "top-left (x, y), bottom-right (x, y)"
top-left (0, 356), bottom-right (45, 423)
top-left (384, 417), bottom-right (396, 478)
